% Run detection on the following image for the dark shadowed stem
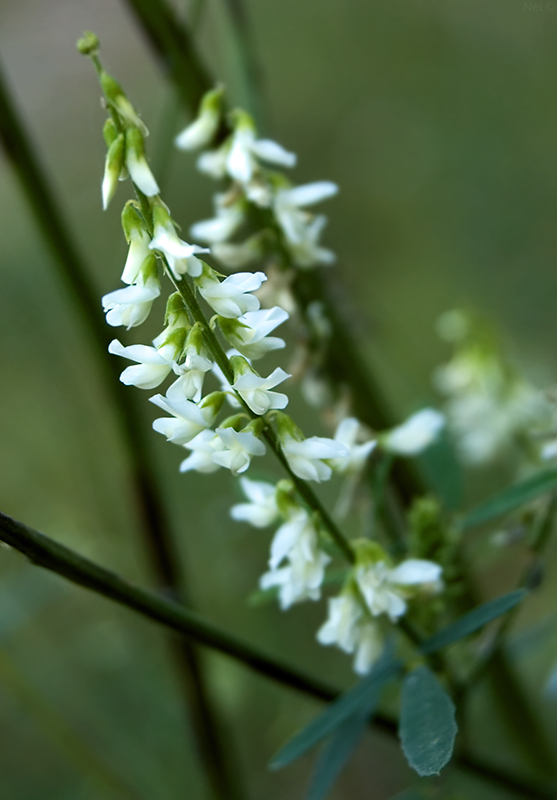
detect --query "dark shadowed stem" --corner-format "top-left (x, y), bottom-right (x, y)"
top-left (0, 508), bottom-right (554, 800)
top-left (0, 60), bottom-right (241, 800)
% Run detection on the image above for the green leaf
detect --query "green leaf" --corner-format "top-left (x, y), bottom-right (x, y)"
top-left (461, 469), bottom-right (557, 530)
top-left (305, 713), bottom-right (367, 800)
top-left (270, 652), bottom-right (401, 770)
top-left (419, 589), bottom-right (527, 655)
top-left (399, 666), bottom-right (457, 777)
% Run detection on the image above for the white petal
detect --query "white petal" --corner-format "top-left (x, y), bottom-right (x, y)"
top-left (280, 181), bottom-right (338, 208)
top-left (388, 559), bottom-right (442, 586)
top-left (250, 138), bottom-right (297, 167)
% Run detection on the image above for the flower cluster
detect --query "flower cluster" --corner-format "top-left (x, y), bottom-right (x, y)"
top-left (91, 58), bottom-right (446, 677)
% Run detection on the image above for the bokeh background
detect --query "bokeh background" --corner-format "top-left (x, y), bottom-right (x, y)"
top-left (0, 0), bottom-right (557, 797)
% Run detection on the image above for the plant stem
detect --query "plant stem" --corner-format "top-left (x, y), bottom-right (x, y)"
top-left (0, 59), bottom-right (241, 800)
top-left (0, 508), bottom-right (554, 800)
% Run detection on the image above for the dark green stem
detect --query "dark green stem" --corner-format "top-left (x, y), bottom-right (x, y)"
top-left (0, 508), bottom-right (554, 800)
top-left (0, 58), bottom-right (241, 800)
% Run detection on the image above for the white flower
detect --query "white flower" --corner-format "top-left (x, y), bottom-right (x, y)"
top-left (260, 512), bottom-right (330, 610)
top-left (211, 427), bottom-right (266, 475)
top-left (384, 408), bottom-right (445, 456)
top-left (102, 273), bottom-right (160, 329)
top-left (227, 123), bottom-right (296, 185)
top-left (330, 417), bottom-right (377, 474)
top-left (316, 594), bottom-right (363, 654)
top-left (121, 228), bottom-right (152, 285)
top-left (220, 308), bottom-right (288, 360)
top-left (150, 386), bottom-right (220, 445)
top-left (273, 183), bottom-right (338, 267)
top-left (108, 339), bottom-right (177, 389)
top-left (281, 435), bottom-right (349, 482)
top-left (175, 87), bottom-right (222, 151)
top-left (232, 367), bottom-right (291, 415)
top-left (102, 133), bottom-right (124, 210)
top-left (149, 222), bottom-right (209, 281)
top-left (230, 478), bottom-right (279, 528)
top-left (196, 271), bottom-right (267, 318)
top-left (197, 147), bottom-right (229, 179)
top-left (317, 593), bottom-right (385, 675)
top-left (353, 624), bottom-right (384, 675)
top-left (190, 194), bottom-right (245, 244)
top-left (356, 559), bottom-right (442, 622)
top-left (125, 127), bottom-right (159, 197)
top-left (180, 430), bottom-right (223, 473)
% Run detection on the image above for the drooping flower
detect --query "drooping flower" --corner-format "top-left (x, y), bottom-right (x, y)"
top-left (218, 307), bottom-right (289, 360)
top-left (190, 193), bottom-right (246, 244)
top-left (149, 203), bottom-right (209, 280)
top-left (226, 111), bottom-right (296, 186)
top-left (274, 181), bottom-right (338, 268)
top-left (175, 86), bottom-right (223, 151)
top-left (316, 593), bottom-right (385, 675)
top-left (330, 417), bottom-right (377, 474)
top-left (195, 269), bottom-right (266, 318)
top-left (180, 430), bottom-right (224, 474)
top-left (120, 204), bottom-right (152, 284)
top-left (101, 260), bottom-right (160, 329)
top-left (355, 558), bottom-right (442, 622)
top-left (260, 511), bottom-right (330, 609)
top-left (231, 358), bottom-right (291, 415)
top-left (230, 477), bottom-right (280, 528)
top-left (211, 426), bottom-right (266, 475)
top-left (108, 339), bottom-right (178, 390)
top-left (383, 408), bottom-right (445, 456)
top-left (125, 127), bottom-right (159, 197)
top-left (281, 435), bottom-right (349, 482)
top-left (150, 389), bottom-right (224, 445)
top-left (101, 132), bottom-right (125, 210)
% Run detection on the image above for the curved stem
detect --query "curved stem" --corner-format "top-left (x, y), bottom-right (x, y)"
top-left (0, 59), bottom-right (241, 800)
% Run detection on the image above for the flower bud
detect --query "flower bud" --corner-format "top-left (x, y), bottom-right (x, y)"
top-left (100, 70), bottom-right (149, 136)
top-left (175, 86), bottom-right (224, 151)
top-left (125, 127), bottom-right (159, 197)
top-left (102, 132), bottom-right (125, 209)
top-left (76, 31), bottom-right (99, 56)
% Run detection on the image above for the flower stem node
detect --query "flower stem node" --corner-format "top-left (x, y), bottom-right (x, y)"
top-left (175, 86), bottom-right (224, 151)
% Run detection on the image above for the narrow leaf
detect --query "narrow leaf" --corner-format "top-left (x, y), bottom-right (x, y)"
top-left (420, 589), bottom-right (527, 655)
top-left (270, 652), bottom-right (401, 769)
top-left (399, 666), bottom-right (457, 776)
top-left (306, 713), bottom-right (367, 800)
top-left (461, 469), bottom-right (557, 530)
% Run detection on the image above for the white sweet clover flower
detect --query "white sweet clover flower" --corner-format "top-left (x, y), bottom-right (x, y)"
top-left (211, 425), bottom-right (266, 475)
top-left (230, 355), bottom-right (290, 415)
top-left (356, 557), bottom-right (442, 622)
top-left (316, 593), bottom-right (384, 675)
top-left (227, 110), bottom-right (296, 186)
top-left (190, 192), bottom-right (246, 244)
top-left (180, 430), bottom-right (224, 474)
top-left (108, 338), bottom-right (180, 390)
top-left (274, 181), bottom-right (338, 268)
top-left (218, 308), bottom-right (288, 361)
top-left (120, 203), bottom-right (152, 284)
top-left (195, 266), bottom-right (266, 318)
top-left (329, 417), bottom-right (377, 474)
top-left (125, 126), bottom-right (160, 197)
top-left (260, 511), bottom-right (330, 610)
top-left (230, 477), bottom-right (280, 528)
top-left (382, 408), bottom-right (445, 456)
top-left (175, 86), bottom-right (223, 151)
top-left (274, 414), bottom-right (350, 482)
top-left (149, 202), bottom-right (209, 280)
top-left (101, 126), bottom-right (125, 210)
top-left (101, 255), bottom-right (160, 329)
top-left (162, 324), bottom-right (214, 403)
top-left (150, 389), bottom-right (225, 445)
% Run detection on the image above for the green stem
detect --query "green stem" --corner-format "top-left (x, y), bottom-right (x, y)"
top-left (0, 508), bottom-right (554, 800)
top-left (0, 58), bottom-right (240, 800)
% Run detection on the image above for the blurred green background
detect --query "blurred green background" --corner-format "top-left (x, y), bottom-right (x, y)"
top-left (1, 0), bottom-right (557, 797)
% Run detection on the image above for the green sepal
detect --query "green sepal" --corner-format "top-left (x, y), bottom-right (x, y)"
top-left (121, 201), bottom-right (147, 243)
top-left (103, 118), bottom-right (120, 148)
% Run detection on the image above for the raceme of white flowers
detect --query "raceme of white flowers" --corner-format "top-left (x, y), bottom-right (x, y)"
top-left (92, 63), bottom-right (445, 676)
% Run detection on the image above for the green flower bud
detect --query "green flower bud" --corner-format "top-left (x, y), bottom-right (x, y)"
top-left (76, 31), bottom-right (99, 56)
top-left (102, 132), bottom-right (125, 209)
top-left (103, 118), bottom-right (120, 148)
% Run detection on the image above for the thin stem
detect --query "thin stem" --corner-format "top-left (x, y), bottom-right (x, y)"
top-left (0, 508), bottom-right (554, 800)
top-left (0, 59), bottom-right (240, 800)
